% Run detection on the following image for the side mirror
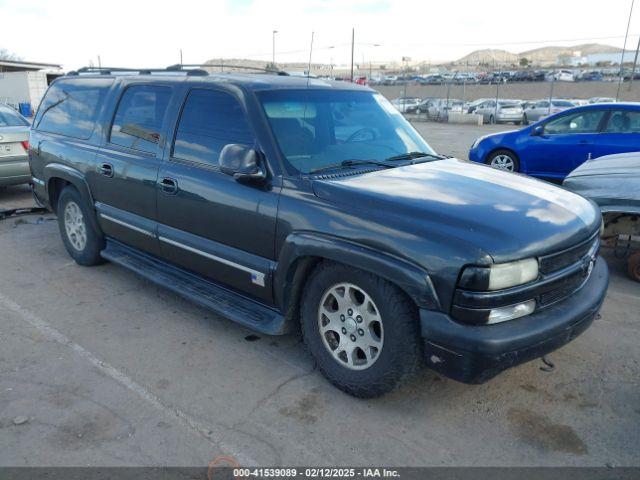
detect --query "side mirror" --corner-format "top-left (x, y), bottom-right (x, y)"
top-left (219, 144), bottom-right (266, 183)
top-left (531, 125), bottom-right (544, 136)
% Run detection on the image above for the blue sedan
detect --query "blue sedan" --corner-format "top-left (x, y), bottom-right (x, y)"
top-left (468, 103), bottom-right (640, 180)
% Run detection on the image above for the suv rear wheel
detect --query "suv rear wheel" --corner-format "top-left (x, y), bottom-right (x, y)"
top-left (301, 261), bottom-right (422, 398)
top-left (57, 186), bottom-right (105, 266)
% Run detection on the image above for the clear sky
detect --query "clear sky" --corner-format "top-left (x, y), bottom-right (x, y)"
top-left (1, 0), bottom-right (639, 69)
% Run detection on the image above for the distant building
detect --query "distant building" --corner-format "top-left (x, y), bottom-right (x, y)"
top-left (557, 51), bottom-right (637, 67)
top-left (0, 59), bottom-right (62, 112)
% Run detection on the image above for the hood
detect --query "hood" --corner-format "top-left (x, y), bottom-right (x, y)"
top-left (567, 151), bottom-right (640, 178)
top-left (313, 159), bottom-right (600, 263)
top-left (564, 152), bottom-right (640, 212)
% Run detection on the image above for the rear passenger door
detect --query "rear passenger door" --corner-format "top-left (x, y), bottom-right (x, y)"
top-left (89, 83), bottom-right (174, 256)
top-left (596, 109), bottom-right (640, 157)
top-left (156, 87), bottom-right (279, 304)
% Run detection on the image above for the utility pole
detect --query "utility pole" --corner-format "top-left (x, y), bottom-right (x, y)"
top-left (307, 31), bottom-right (314, 77)
top-left (180, 49), bottom-right (183, 65)
top-left (617, 0), bottom-right (635, 101)
top-left (272, 30), bottom-right (278, 67)
top-left (629, 33), bottom-right (640, 91)
top-left (350, 28), bottom-right (355, 82)
top-left (97, 55), bottom-right (102, 69)
top-left (548, 76), bottom-right (555, 116)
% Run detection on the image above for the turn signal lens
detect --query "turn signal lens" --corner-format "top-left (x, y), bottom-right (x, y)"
top-left (487, 300), bottom-right (536, 324)
top-left (21, 141), bottom-right (29, 151)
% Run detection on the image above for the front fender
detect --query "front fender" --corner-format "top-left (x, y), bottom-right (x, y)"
top-left (275, 232), bottom-right (441, 312)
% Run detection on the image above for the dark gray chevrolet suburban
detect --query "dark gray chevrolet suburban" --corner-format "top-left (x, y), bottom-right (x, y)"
top-left (28, 66), bottom-right (609, 397)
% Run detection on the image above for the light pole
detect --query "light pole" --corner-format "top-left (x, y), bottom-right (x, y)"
top-left (272, 30), bottom-right (278, 67)
top-left (616, 0), bottom-right (635, 101)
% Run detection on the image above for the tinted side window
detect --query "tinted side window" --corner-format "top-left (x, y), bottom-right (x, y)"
top-left (604, 110), bottom-right (640, 133)
top-left (544, 110), bottom-right (605, 135)
top-left (110, 85), bottom-right (172, 154)
top-left (36, 78), bottom-right (113, 139)
top-left (172, 89), bottom-right (254, 166)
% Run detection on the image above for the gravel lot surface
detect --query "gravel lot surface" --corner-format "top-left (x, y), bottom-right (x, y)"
top-left (0, 122), bottom-right (638, 467)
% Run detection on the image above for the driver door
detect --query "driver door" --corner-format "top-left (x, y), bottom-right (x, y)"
top-left (156, 87), bottom-right (280, 303)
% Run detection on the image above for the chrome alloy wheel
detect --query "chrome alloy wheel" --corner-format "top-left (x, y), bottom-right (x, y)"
top-left (490, 154), bottom-right (515, 171)
top-left (317, 282), bottom-right (384, 370)
top-left (63, 201), bottom-right (87, 251)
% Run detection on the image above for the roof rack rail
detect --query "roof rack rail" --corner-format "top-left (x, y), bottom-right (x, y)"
top-left (167, 63), bottom-right (289, 76)
top-left (66, 66), bottom-right (208, 76)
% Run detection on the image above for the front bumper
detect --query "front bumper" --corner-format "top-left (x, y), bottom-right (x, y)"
top-left (420, 257), bottom-right (609, 383)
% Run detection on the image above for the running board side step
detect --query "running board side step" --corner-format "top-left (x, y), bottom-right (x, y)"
top-left (101, 239), bottom-right (288, 335)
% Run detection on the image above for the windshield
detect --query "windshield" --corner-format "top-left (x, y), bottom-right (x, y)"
top-left (0, 108), bottom-right (29, 127)
top-left (258, 90), bottom-right (435, 174)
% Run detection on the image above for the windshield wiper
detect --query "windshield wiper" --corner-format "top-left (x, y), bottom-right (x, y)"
top-left (385, 151), bottom-right (445, 162)
top-left (309, 159), bottom-right (394, 174)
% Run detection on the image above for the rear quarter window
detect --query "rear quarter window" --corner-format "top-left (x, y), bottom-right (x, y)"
top-left (35, 78), bottom-right (113, 139)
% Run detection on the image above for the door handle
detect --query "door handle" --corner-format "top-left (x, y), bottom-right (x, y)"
top-left (97, 162), bottom-right (114, 177)
top-left (159, 177), bottom-right (178, 194)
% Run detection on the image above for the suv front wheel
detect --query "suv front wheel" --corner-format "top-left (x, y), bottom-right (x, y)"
top-left (301, 261), bottom-right (423, 398)
top-left (57, 186), bottom-right (105, 266)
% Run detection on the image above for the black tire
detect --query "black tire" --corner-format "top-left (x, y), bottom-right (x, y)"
top-left (515, 121), bottom-right (522, 125)
top-left (57, 186), bottom-right (105, 266)
top-left (485, 149), bottom-right (520, 172)
top-left (300, 261), bottom-right (423, 398)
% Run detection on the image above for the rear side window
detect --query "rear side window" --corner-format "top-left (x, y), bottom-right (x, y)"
top-left (35, 78), bottom-right (113, 139)
top-left (604, 110), bottom-right (640, 133)
top-left (172, 89), bottom-right (254, 166)
top-left (110, 85), bottom-right (172, 155)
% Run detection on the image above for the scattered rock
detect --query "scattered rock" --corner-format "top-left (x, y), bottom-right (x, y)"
top-left (12, 416), bottom-right (29, 426)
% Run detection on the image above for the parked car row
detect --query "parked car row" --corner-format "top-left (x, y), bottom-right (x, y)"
top-left (392, 96), bottom-right (616, 125)
top-left (369, 68), bottom-right (628, 86)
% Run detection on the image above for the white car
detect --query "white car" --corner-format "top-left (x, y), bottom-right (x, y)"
top-left (427, 99), bottom-right (465, 120)
top-left (547, 70), bottom-right (575, 82)
top-left (589, 97), bottom-right (616, 104)
top-left (390, 97), bottom-right (421, 113)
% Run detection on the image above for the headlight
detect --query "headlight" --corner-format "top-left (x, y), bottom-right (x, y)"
top-left (459, 258), bottom-right (539, 291)
top-left (471, 134), bottom-right (490, 149)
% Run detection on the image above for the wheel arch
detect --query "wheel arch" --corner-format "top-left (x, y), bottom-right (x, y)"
top-left (274, 232), bottom-right (441, 331)
top-left (44, 163), bottom-right (102, 235)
